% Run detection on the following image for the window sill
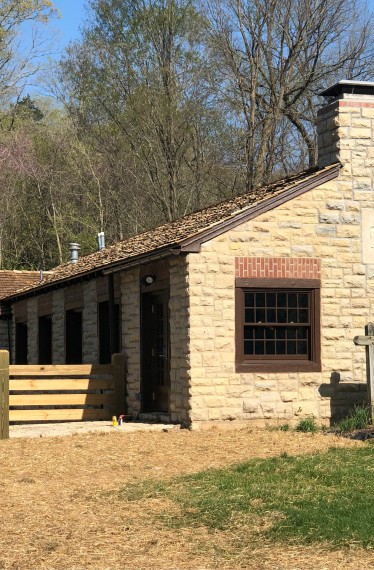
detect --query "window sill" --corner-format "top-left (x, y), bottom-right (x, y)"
top-left (235, 360), bottom-right (321, 373)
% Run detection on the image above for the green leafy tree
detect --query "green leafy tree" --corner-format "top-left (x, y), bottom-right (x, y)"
top-left (0, 0), bottom-right (57, 111)
top-left (59, 0), bottom-right (239, 224)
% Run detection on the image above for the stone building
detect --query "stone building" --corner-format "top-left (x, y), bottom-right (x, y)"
top-left (1, 80), bottom-right (374, 427)
top-left (0, 271), bottom-right (42, 356)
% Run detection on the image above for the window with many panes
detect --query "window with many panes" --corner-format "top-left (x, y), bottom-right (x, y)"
top-left (235, 279), bottom-right (321, 372)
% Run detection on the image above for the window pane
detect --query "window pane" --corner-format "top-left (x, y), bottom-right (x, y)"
top-left (299, 309), bottom-right (309, 323)
top-left (299, 293), bottom-right (309, 308)
top-left (245, 292), bottom-right (254, 307)
top-left (297, 341), bottom-right (308, 354)
top-left (288, 294), bottom-right (298, 307)
top-left (278, 309), bottom-right (287, 323)
top-left (267, 308), bottom-right (276, 322)
top-left (276, 340), bottom-right (286, 354)
top-left (288, 309), bottom-right (297, 322)
top-left (296, 327), bottom-right (307, 340)
top-left (245, 309), bottom-right (255, 323)
top-left (265, 327), bottom-right (275, 340)
top-left (255, 327), bottom-right (265, 340)
top-left (244, 326), bottom-right (254, 340)
top-left (244, 340), bottom-right (253, 354)
top-left (266, 341), bottom-right (275, 354)
top-left (256, 308), bottom-right (265, 322)
top-left (288, 328), bottom-right (296, 340)
top-left (287, 341), bottom-right (296, 354)
top-left (256, 293), bottom-right (265, 307)
top-left (278, 293), bottom-right (287, 307)
top-left (267, 292), bottom-right (276, 307)
top-left (255, 341), bottom-right (265, 354)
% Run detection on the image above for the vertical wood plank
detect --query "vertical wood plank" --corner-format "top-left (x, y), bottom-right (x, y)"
top-left (112, 353), bottom-right (126, 417)
top-left (366, 323), bottom-right (374, 422)
top-left (0, 351), bottom-right (9, 440)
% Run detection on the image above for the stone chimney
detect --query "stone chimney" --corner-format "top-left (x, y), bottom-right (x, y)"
top-left (317, 80), bottom-right (374, 190)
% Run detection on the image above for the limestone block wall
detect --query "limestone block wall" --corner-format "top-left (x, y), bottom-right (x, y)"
top-left (187, 173), bottom-right (373, 427)
top-left (52, 290), bottom-right (65, 363)
top-left (82, 280), bottom-right (98, 363)
top-left (27, 298), bottom-right (38, 363)
top-left (121, 267), bottom-right (141, 415)
top-left (11, 279), bottom-right (108, 365)
top-left (169, 256), bottom-right (190, 424)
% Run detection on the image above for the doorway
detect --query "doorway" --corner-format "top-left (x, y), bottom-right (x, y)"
top-left (141, 289), bottom-right (170, 412)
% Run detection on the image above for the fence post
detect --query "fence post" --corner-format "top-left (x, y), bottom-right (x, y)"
top-left (0, 351), bottom-right (9, 440)
top-left (112, 353), bottom-right (127, 417)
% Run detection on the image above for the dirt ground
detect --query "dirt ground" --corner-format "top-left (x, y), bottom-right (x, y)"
top-left (0, 425), bottom-right (373, 570)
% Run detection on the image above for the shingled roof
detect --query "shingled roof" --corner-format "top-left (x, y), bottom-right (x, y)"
top-left (2, 163), bottom-right (340, 301)
top-left (0, 271), bottom-right (42, 300)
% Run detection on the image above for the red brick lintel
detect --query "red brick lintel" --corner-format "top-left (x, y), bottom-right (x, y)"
top-left (318, 99), bottom-right (374, 116)
top-left (235, 257), bottom-right (321, 279)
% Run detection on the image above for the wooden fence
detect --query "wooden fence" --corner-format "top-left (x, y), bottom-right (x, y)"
top-left (0, 351), bottom-right (127, 439)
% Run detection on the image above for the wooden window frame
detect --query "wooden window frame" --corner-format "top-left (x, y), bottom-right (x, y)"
top-left (235, 278), bottom-right (321, 373)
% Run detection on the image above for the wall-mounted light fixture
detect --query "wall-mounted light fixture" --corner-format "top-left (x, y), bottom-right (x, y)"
top-left (140, 274), bottom-right (156, 286)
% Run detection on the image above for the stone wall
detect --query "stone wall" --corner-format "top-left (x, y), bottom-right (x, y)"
top-left (121, 267), bottom-right (141, 416)
top-left (169, 256), bottom-right (190, 424)
top-left (11, 280), bottom-right (109, 365)
top-left (187, 167), bottom-right (372, 427)
top-left (0, 321), bottom-right (10, 352)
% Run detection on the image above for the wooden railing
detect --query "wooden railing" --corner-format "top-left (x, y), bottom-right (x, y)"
top-left (0, 351), bottom-right (127, 438)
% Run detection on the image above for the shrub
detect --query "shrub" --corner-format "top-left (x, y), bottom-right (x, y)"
top-left (295, 417), bottom-right (318, 433)
top-left (337, 405), bottom-right (372, 433)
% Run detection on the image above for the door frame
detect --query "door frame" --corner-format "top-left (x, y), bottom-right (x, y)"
top-left (140, 284), bottom-right (170, 413)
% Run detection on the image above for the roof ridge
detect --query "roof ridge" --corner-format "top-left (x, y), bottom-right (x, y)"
top-left (1, 164), bottom-right (340, 301)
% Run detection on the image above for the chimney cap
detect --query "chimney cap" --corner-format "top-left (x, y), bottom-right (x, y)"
top-left (69, 242), bottom-right (81, 264)
top-left (319, 80), bottom-right (374, 99)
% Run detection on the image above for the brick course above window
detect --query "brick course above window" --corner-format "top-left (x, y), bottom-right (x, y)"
top-left (235, 257), bottom-right (321, 280)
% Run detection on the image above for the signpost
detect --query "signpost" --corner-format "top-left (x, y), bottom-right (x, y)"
top-left (354, 322), bottom-right (374, 421)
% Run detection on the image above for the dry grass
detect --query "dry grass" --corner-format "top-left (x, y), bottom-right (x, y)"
top-left (0, 426), bottom-right (373, 569)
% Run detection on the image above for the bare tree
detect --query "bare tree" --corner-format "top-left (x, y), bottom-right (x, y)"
top-left (206, 0), bottom-right (374, 190)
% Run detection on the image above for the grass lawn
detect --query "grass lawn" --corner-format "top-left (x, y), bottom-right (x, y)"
top-left (122, 446), bottom-right (374, 549)
top-left (1, 427), bottom-right (374, 569)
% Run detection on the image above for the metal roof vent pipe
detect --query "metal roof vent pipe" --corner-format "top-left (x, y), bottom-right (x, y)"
top-left (98, 231), bottom-right (105, 251)
top-left (69, 243), bottom-right (81, 264)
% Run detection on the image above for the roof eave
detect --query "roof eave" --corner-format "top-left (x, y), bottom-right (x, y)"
top-left (1, 163), bottom-right (341, 304)
top-left (178, 163), bottom-right (341, 253)
top-left (1, 245), bottom-right (180, 303)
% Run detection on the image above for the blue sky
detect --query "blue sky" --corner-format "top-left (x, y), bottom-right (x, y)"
top-left (52, 0), bottom-right (374, 52)
top-left (23, 0), bottom-right (374, 63)
top-left (51, 0), bottom-right (87, 53)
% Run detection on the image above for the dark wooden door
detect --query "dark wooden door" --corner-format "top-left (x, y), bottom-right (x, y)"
top-left (141, 290), bottom-right (170, 412)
